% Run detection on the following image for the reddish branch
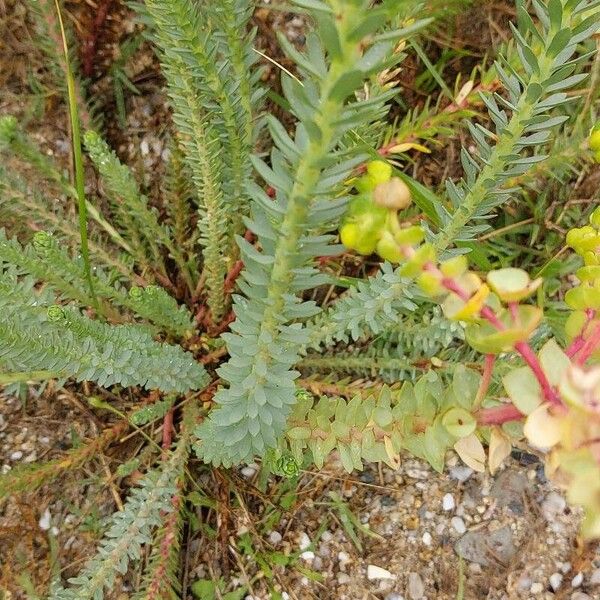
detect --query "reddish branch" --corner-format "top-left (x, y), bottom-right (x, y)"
top-left (422, 258), bottom-right (561, 408)
top-left (567, 309), bottom-right (597, 358)
top-left (575, 322), bottom-right (600, 366)
top-left (81, 0), bottom-right (113, 78)
top-left (476, 403), bottom-right (524, 425)
top-left (161, 408), bottom-right (174, 451)
top-left (144, 491), bottom-right (183, 600)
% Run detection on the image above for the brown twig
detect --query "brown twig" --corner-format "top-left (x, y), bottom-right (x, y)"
top-left (81, 0), bottom-right (113, 78)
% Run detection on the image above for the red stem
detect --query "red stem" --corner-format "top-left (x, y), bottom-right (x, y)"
top-left (514, 341), bottom-right (561, 407)
top-left (566, 309), bottom-right (596, 358)
top-left (437, 267), bottom-right (560, 407)
top-left (575, 322), bottom-right (600, 365)
top-left (476, 403), bottom-right (524, 425)
top-left (162, 408), bottom-right (174, 451)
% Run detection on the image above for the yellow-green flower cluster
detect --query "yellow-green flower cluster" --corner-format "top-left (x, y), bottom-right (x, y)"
top-left (564, 208), bottom-right (600, 340)
top-left (339, 160), bottom-right (424, 261)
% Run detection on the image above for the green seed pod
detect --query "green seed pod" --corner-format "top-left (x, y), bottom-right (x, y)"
top-left (394, 225), bottom-right (425, 247)
top-left (590, 208), bottom-right (600, 229)
top-left (589, 123), bottom-right (600, 152)
top-left (47, 305), bottom-right (66, 322)
top-left (376, 231), bottom-right (403, 263)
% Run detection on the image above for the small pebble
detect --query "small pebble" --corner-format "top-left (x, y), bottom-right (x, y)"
top-left (549, 572), bottom-right (563, 591)
top-left (561, 562), bottom-right (572, 574)
top-left (300, 551), bottom-right (315, 561)
top-left (367, 565), bottom-right (395, 581)
top-left (422, 532), bottom-right (432, 546)
top-left (442, 493), bottom-right (455, 511)
top-left (385, 595), bottom-right (405, 600)
top-left (268, 531), bottom-right (282, 545)
top-left (298, 532), bottom-right (311, 551)
top-left (517, 575), bottom-right (532, 591)
top-left (541, 492), bottom-right (566, 519)
top-left (24, 451), bottom-right (37, 463)
top-left (407, 572), bottom-right (424, 599)
top-left (240, 466), bottom-right (256, 478)
top-left (449, 466), bottom-right (473, 482)
top-left (590, 568), bottom-right (600, 585)
top-left (338, 551), bottom-right (350, 564)
top-left (571, 594), bottom-right (591, 600)
top-left (451, 517), bottom-right (466, 535)
top-left (571, 572), bottom-right (583, 588)
top-left (321, 530), bottom-right (333, 542)
top-left (39, 508), bottom-right (51, 531)
top-left (337, 573), bottom-right (351, 585)
top-left (530, 582), bottom-right (543, 594)
top-left (10, 450), bottom-right (23, 461)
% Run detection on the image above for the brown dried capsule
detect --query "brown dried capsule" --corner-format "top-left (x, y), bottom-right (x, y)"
top-left (372, 177), bottom-right (412, 210)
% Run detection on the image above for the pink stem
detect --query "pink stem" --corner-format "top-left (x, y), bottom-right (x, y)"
top-left (566, 309), bottom-right (596, 358)
top-left (438, 268), bottom-right (559, 406)
top-left (476, 403), bottom-right (524, 425)
top-left (575, 322), bottom-right (600, 365)
top-left (514, 341), bottom-right (561, 407)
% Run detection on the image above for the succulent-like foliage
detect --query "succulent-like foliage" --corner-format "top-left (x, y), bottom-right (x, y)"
top-left (0, 265), bottom-right (206, 392)
top-left (137, 0), bottom-right (259, 320)
top-left (84, 131), bottom-right (188, 281)
top-left (51, 403), bottom-right (197, 600)
top-left (0, 229), bottom-right (193, 336)
top-left (283, 368), bottom-right (482, 473)
top-left (196, 0), bottom-right (434, 466)
top-left (432, 0), bottom-right (599, 251)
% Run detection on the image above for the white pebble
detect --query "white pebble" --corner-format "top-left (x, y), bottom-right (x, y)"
top-left (1, 464), bottom-right (11, 474)
top-left (590, 568), bottom-right (600, 585)
top-left (268, 531), bottom-right (282, 545)
top-left (24, 451), bottom-right (37, 463)
top-left (338, 551), bottom-right (350, 564)
top-left (449, 466), bottom-right (473, 482)
top-left (530, 582), bottom-right (543, 594)
top-left (50, 526), bottom-right (59, 536)
top-left (321, 530), bottom-right (333, 542)
top-left (541, 492), bottom-right (566, 519)
top-left (571, 572), bottom-right (583, 588)
top-left (39, 508), bottom-right (51, 531)
top-left (240, 466), bottom-right (256, 478)
top-left (337, 573), bottom-right (351, 584)
top-left (140, 139), bottom-right (150, 156)
top-left (298, 532), bottom-right (311, 550)
top-left (367, 565), bottom-right (395, 581)
top-left (300, 551), bottom-right (315, 561)
top-left (450, 517), bottom-right (466, 535)
top-left (10, 450), bottom-right (23, 460)
top-left (407, 572), bottom-right (425, 599)
top-left (421, 532), bottom-right (432, 546)
top-left (281, 594), bottom-right (290, 600)
top-left (561, 562), bottom-right (572, 574)
top-left (549, 572), bottom-right (563, 591)
top-left (442, 493), bottom-right (455, 511)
